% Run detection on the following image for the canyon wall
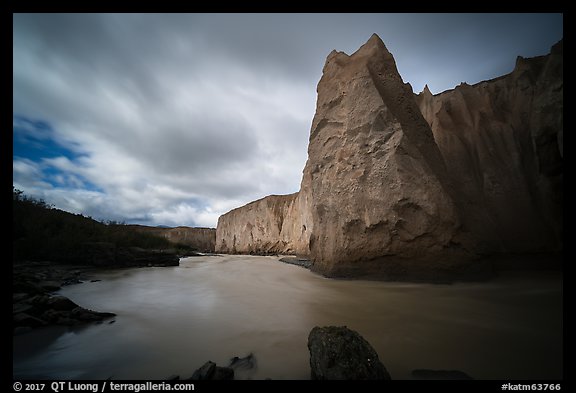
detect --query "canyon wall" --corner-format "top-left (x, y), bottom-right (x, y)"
top-left (216, 192), bottom-right (311, 255)
top-left (416, 39), bottom-right (563, 255)
top-left (215, 35), bottom-right (562, 280)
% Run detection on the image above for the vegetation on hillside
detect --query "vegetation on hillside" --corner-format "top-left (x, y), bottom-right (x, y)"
top-left (13, 188), bottom-right (177, 263)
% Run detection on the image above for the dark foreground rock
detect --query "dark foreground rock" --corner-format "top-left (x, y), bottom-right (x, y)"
top-left (167, 354), bottom-right (257, 381)
top-left (229, 353), bottom-right (257, 379)
top-left (308, 326), bottom-right (391, 380)
top-left (13, 261), bottom-right (92, 294)
top-left (229, 353), bottom-right (256, 370)
top-left (189, 361), bottom-right (234, 380)
top-left (13, 261), bottom-right (115, 334)
top-left (13, 293), bottom-right (115, 333)
top-left (412, 369), bottom-right (474, 380)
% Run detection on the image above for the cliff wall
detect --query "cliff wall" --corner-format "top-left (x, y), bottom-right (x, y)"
top-left (216, 192), bottom-right (311, 255)
top-left (416, 40), bottom-right (563, 254)
top-left (215, 35), bottom-right (562, 280)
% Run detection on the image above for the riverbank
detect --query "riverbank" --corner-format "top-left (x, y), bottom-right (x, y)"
top-left (13, 261), bottom-right (118, 334)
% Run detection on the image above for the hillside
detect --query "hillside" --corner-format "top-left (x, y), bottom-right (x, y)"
top-left (13, 188), bottom-right (184, 266)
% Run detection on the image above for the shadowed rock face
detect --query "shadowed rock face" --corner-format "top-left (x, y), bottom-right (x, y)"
top-left (215, 35), bottom-right (562, 280)
top-left (416, 39), bottom-right (563, 255)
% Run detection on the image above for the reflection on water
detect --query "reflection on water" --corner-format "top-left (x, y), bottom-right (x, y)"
top-left (13, 255), bottom-right (563, 379)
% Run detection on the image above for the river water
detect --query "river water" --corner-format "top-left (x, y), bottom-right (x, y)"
top-left (13, 255), bottom-right (563, 380)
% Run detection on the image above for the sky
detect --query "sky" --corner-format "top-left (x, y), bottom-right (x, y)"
top-left (13, 13), bottom-right (563, 228)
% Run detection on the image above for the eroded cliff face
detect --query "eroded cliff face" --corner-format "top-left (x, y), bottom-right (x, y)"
top-left (216, 193), bottom-right (311, 255)
top-left (215, 35), bottom-right (562, 280)
top-left (416, 39), bottom-right (563, 255)
top-left (301, 35), bottom-right (477, 279)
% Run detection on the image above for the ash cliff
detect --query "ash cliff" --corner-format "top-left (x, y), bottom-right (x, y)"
top-left (416, 39), bottom-right (563, 255)
top-left (216, 35), bottom-right (562, 280)
top-left (216, 193), bottom-right (310, 255)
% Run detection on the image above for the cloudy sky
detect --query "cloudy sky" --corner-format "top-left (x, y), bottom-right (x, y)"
top-left (13, 13), bottom-right (563, 228)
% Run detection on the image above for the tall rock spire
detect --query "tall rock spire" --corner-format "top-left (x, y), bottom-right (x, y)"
top-left (300, 33), bottom-right (468, 279)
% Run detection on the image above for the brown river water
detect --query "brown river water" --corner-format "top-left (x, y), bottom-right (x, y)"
top-left (13, 255), bottom-right (563, 380)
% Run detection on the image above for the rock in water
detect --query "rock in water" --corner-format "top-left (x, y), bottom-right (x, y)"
top-left (189, 361), bottom-right (234, 380)
top-left (215, 34), bottom-right (563, 281)
top-left (13, 293), bottom-right (115, 331)
top-left (212, 366), bottom-right (234, 380)
top-left (229, 353), bottom-right (256, 370)
top-left (308, 326), bottom-right (391, 380)
top-left (190, 361), bottom-right (216, 380)
top-left (228, 353), bottom-right (257, 379)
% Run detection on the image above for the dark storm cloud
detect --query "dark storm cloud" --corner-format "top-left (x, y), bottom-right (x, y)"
top-left (13, 13), bottom-right (563, 227)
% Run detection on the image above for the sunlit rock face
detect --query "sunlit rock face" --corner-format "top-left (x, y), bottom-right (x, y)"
top-left (216, 35), bottom-right (562, 281)
top-left (216, 192), bottom-right (311, 255)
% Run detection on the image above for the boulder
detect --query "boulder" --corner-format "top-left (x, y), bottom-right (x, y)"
top-left (308, 326), bottom-right (390, 380)
top-left (212, 367), bottom-right (234, 380)
top-left (229, 353), bottom-right (256, 370)
top-left (228, 353), bottom-right (257, 379)
top-left (190, 361), bottom-right (234, 380)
